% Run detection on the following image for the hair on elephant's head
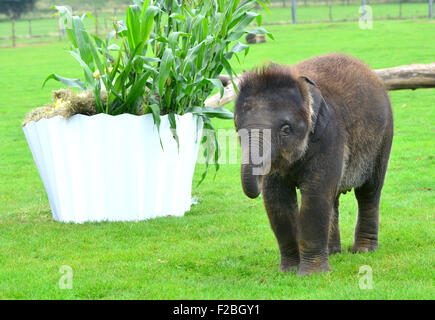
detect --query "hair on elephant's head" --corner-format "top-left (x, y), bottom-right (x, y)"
top-left (234, 64), bottom-right (331, 198)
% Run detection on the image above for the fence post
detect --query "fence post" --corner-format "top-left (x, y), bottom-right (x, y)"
top-left (58, 16), bottom-right (62, 41)
top-left (361, 0), bottom-right (367, 22)
top-left (430, 0), bottom-right (434, 19)
top-left (95, 10), bottom-right (99, 36)
top-left (399, 0), bottom-right (402, 19)
top-left (292, 0), bottom-right (297, 24)
top-left (28, 19), bottom-right (32, 37)
top-left (11, 19), bottom-right (16, 47)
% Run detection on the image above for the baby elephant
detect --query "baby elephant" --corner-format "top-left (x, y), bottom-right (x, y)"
top-left (234, 54), bottom-right (393, 276)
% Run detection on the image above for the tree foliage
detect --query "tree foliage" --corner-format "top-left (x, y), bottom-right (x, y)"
top-left (0, 0), bottom-right (37, 19)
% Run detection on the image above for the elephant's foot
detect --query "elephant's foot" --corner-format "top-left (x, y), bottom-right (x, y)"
top-left (278, 255), bottom-right (299, 273)
top-left (352, 242), bottom-right (378, 253)
top-left (279, 263), bottom-right (298, 272)
top-left (352, 236), bottom-right (378, 253)
top-left (297, 254), bottom-right (331, 277)
top-left (328, 242), bottom-right (342, 255)
top-left (279, 261), bottom-right (298, 272)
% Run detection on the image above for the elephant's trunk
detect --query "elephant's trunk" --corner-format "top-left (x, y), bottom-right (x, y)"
top-left (241, 162), bottom-right (261, 199)
top-left (240, 129), bottom-right (271, 199)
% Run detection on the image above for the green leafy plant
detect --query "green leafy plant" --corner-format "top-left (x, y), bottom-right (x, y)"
top-left (44, 0), bottom-right (272, 180)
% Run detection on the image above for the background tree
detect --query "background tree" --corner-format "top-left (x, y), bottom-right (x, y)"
top-left (0, 0), bottom-right (37, 19)
top-left (0, 0), bottom-right (37, 47)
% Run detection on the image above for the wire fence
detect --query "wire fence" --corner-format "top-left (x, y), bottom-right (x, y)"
top-left (0, 7), bottom-right (127, 47)
top-left (0, 0), bottom-right (433, 47)
top-left (260, 0), bottom-right (433, 24)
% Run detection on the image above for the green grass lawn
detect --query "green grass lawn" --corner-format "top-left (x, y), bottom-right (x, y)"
top-left (0, 19), bottom-right (434, 299)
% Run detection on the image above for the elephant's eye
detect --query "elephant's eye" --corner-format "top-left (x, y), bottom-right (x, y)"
top-left (280, 124), bottom-right (291, 136)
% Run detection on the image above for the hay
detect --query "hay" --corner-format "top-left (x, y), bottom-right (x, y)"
top-left (22, 105), bottom-right (57, 126)
top-left (22, 89), bottom-right (153, 126)
top-left (22, 89), bottom-right (100, 126)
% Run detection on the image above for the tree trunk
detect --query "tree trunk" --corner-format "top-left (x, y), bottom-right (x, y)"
top-left (204, 63), bottom-right (435, 107)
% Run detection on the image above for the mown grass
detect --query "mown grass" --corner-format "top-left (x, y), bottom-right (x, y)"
top-left (0, 19), bottom-right (434, 299)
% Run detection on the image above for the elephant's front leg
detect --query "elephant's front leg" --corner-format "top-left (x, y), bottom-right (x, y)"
top-left (328, 195), bottom-right (341, 255)
top-left (297, 190), bottom-right (334, 276)
top-left (262, 174), bottom-right (299, 272)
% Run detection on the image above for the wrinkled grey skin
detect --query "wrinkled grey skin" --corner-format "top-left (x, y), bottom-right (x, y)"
top-left (234, 54), bottom-right (394, 276)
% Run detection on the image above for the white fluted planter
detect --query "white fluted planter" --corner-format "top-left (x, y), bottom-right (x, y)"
top-left (23, 112), bottom-right (203, 223)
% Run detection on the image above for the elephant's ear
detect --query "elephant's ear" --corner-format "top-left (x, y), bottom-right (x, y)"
top-left (298, 76), bottom-right (332, 142)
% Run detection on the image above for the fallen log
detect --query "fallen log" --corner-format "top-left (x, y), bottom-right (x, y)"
top-left (207, 76), bottom-right (243, 107)
top-left (246, 33), bottom-right (267, 44)
top-left (375, 63), bottom-right (435, 90)
top-left (205, 63), bottom-right (435, 107)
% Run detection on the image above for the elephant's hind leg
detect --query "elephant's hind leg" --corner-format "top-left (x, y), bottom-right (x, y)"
top-left (352, 137), bottom-right (392, 253)
top-left (353, 185), bottom-right (381, 253)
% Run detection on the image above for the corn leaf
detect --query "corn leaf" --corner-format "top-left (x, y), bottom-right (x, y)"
top-left (42, 74), bottom-right (87, 91)
top-left (158, 48), bottom-right (174, 94)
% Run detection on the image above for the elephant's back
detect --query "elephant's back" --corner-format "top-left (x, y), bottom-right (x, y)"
top-left (293, 53), bottom-right (393, 191)
top-left (293, 53), bottom-right (388, 113)
top-left (293, 53), bottom-right (392, 137)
